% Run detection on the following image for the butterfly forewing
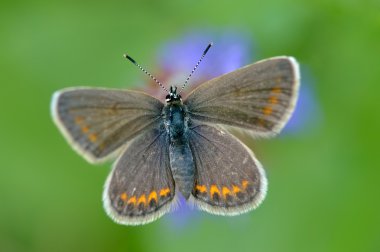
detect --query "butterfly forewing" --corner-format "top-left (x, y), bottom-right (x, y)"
top-left (188, 123), bottom-right (267, 215)
top-left (184, 57), bottom-right (300, 137)
top-left (103, 126), bottom-right (176, 225)
top-left (51, 88), bottom-right (164, 163)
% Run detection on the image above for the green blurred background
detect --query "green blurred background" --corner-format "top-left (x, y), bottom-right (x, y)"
top-left (1, 1), bottom-right (379, 251)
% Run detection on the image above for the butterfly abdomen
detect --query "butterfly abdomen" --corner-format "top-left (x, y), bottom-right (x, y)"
top-left (164, 103), bottom-right (195, 199)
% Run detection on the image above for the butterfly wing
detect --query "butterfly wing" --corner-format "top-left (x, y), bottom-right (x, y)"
top-left (51, 87), bottom-right (164, 163)
top-left (188, 124), bottom-right (267, 215)
top-left (184, 57), bottom-right (300, 137)
top-left (103, 126), bottom-right (176, 225)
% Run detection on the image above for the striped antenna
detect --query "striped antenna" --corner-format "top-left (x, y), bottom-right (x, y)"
top-left (179, 42), bottom-right (213, 94)
top-left (124, 54), bottom-right (168, 93)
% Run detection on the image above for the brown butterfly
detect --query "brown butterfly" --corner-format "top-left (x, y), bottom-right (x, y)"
top-left (51, 43), bottom-right (300, 225)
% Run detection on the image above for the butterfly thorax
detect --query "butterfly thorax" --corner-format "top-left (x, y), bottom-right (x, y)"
top-left (164, 85), bottom-right (187, 142)
top-left (163, 96), bottom-right (195, 199)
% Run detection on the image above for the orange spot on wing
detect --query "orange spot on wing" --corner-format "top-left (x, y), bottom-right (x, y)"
top-left (232, 185), bottom-right (241, 194)
top-left (210, 185), bottom-right (221, 197)
top-left (195, 184), bottom-right (207, 193)
top-left (222, 187), bottom-right (231, 198)
top-left (120, 192), bottom-right (128, 201)
top-left (148, 191), bottom-right (158, 202)
top-left (137, 194), bottom-right (146, 205)
top-left (272, 87), bottom-right (282, 93)
top-left (242, 180), bottom-right (249, 189)
top-left (81, 125), bottom-right (89, 133)
top-left (88, 133), bottom-right (97, 142)
top-left (262, 106), bottom-right (273, 115)
top-left (269, 96), bottom-right (278, 104)
top-left (159, 188), bottom-right (170, 197)
top-left (127, 196), bottom-right (136, 205)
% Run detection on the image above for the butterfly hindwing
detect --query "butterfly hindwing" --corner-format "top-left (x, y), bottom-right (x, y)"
top-left (51, 88), bottom-right (164, 163)
top-left (184, 57), bottom-right (300, 137)
top-left (188, 123), bottom-right (267, 215)
top-left (103, 126), bottom-right (176, 225)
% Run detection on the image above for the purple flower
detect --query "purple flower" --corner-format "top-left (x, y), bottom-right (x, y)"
top-left (158, 29), bottom-right (254, 82)
top-left (144, 29), bottom-right (253, 99)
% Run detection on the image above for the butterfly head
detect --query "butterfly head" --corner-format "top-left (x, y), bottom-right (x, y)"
top-left (166, 86), bottom-right (182, 104)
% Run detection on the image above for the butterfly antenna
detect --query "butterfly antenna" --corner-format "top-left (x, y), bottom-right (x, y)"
top-left (124, 54), bottom-right (168, 93)
top-left (179, 42), bottom-right (213, 94)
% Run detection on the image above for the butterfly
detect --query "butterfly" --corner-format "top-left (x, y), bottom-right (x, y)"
top-left (51, 43), bottom-right (300, 225)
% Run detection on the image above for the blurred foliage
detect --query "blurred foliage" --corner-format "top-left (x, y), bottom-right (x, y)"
top-left (0, 0), bottom-right (379, 252)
